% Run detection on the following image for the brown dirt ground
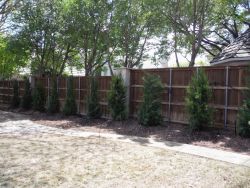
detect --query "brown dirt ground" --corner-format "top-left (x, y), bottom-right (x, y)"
top-left (7, 108), bottom-right (249, 156)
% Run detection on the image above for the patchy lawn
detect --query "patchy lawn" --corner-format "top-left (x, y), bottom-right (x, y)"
top-left (1, 134), bottom-right (250, 188)
top-left (0, 110), bottom-right (250, 187)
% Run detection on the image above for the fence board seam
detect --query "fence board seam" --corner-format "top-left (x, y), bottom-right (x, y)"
top-left (224, 66), bottom-right (229, 128)
top-left (168, 68), bottom-right (172, 123)
top-left (78, 77), bottom-right (81, 113)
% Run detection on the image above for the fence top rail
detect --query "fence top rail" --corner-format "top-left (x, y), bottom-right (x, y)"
top-left (32, 76), bottom-right (112, 79)
top-left (130, 65), bottom-right (250, 72)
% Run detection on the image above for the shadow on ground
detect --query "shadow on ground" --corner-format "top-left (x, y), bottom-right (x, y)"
top-left (1, 109), bottom-right (250, 155)
top-left (0, 110), bottom-right (28, 123)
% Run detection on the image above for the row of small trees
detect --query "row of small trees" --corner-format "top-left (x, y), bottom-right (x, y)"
top-left (10, 70), bottom-right (250, 137)
top-left (138, 69), bottom-right (250, 138)
top-left (186, 68), bottom-right (250, 138)
top-left (10, 76), bottom-right (127, 120)
top-left (138, 69), bottom-right (250, 137)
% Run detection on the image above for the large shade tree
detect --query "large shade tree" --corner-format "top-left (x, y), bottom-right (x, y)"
top-left (0, 0), bottom-right (21, 32)
top-left (155, 0), bottom-right (250, 66)
top-left (201, 0), bottom-right (250, 57)
top-left (111, 0), bottom-right (157, 68)
top-left (65, 0), bottom-right (112, 76)
top-left (2, 0), bottom-right (250, 77)
top-left (12, 0), bottom-right (78, 76)
top-left (0, 35), bottom-right (28, 78)
top-left (64, 0), bottom-right (158, 75)
top-left (155, 0), bottom-right (212, 67)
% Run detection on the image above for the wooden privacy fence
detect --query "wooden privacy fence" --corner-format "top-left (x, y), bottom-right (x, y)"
top-left (130, 66), bottom-right (249, 129)
top-left (34, 76), bottom-right (112, 118)
top-left (0, 77), bottom-right (112, 118)
top-left (0, 80), bottom-right (25, 104)
top-left (0, 65), bottom-right (249, 129)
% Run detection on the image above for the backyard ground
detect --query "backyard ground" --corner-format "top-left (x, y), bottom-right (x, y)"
top-left (1, 110), bottom-right (250, 187)
top-left (21, 110), bottom-right (250, 155)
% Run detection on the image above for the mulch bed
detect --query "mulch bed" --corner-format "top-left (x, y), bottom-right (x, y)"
top-left (4, 107), bottom-right (250, 155)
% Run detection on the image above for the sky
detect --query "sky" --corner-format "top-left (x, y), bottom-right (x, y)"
top-left (142, 37), bottom-right (210, 68)
top-left (143, 53), bottom-right (210, 68)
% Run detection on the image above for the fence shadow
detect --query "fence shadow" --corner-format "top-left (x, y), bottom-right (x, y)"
top-left (0, 109), bottom-right (29, 123)
top-left (89, 119), bottom-right (250, 154)
top-left (1, 109), bottom-right (249, 155)
top-left (26, 112), bottom-right (250, 155)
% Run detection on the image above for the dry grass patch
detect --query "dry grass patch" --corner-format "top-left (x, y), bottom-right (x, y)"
top-left (0, 134), bottom-right (250, 188)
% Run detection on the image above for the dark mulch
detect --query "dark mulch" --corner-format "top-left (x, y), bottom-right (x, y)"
top-left (3, 107), bottom-right (250, 155)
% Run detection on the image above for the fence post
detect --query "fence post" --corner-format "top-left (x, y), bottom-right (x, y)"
top-left (78, 77), bottom-right (81, 114)
top-left (47, 77), bottom-right (50, 98)
top-left (57, 77), bottom-right (59, 92)
top-left (238, 68), bottom-right (243, 106)
top-left (66, 77), bottom-right (68, 98)
top-left (168, 68), bottom-right (172, 123)
top-left (30, 76), bottom-right (35, 89)
top-left (224, 66), bottom-right (229, 128)
top-left (17, 80), bottom-right (20, 98)
top-left (113, 68), bottom-right (131, 115)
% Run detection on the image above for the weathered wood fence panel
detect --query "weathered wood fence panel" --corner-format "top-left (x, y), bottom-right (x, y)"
top-left (33, 76), bottom-right (112, 118)
top-left (130, 66), bottom-right (249, 129)
top-left (0, 80), bottom-right (25, 105)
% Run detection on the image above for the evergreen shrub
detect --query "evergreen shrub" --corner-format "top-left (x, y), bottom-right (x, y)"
top-left (47, 78), bottom-right (60, 113)
top-left (87, 76), bottom-right (101, 119)
top-left (21, 77), bottom-right (32, 110)
top-left (185, 68), bottom-right (213, 131)
top-left (238, 68), bottom-right (250, 137)
top-left (63, 77), bottom-right (77, 116)
top-left (108, 74), bottom-right (127, 121)
top-left (11, 80), bottom-right (20, 108)
top-left (138, 74), bottom-right (164, 126)
top-left (32, 81), bottom-right (46, 111)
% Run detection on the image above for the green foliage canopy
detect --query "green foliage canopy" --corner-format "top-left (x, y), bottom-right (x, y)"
top-left (0, 35), bottom-right (28, 79)
top-left (2, 0), bottom-right (250, 75)
top-left (13, 0), bottom-right (78, 76)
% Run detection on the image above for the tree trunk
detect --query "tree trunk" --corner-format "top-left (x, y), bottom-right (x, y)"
top-left (174, 29), bottom-right (180, 67)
